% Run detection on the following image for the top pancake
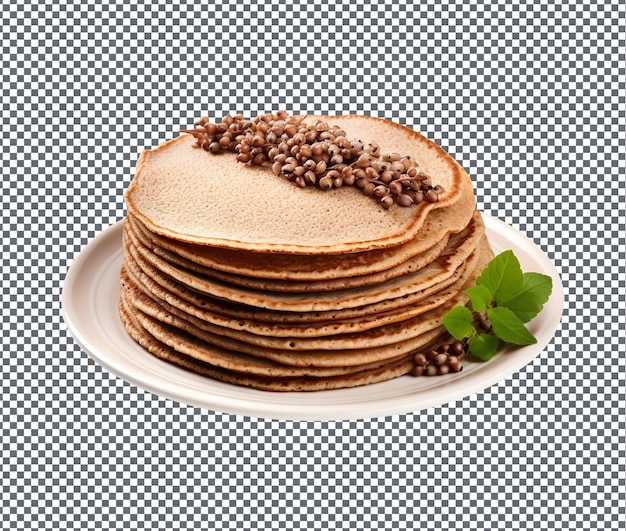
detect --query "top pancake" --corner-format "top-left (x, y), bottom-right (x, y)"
top-left (125, 115), bottom-right (468, 254)
top-left (126, 167), bottom-right (475, 281)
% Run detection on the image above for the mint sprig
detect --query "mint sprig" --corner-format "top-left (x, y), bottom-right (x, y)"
top-left (442, 250), bottom-right (553, 361)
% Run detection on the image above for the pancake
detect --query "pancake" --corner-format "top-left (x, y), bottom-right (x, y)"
top-left (121, 273), bottom-right (445, 367)
top-left (122, 238), bottom-right (474, 323)
top-left (126, 214), bottom-right (451, 292)
top-left (119, 298), bottom-right (416, 391)
top-left (124, 115), bottom-right (467, 254)
top-left (127, 168), bottom-right (475, 281)
top-left (122, 211), bottom-right (485, 312)
top-left (119, 111), bottom-right (496, 391)
top-left (120, 250), bottom-right (476, 340)
top-left (122, 286), bottom-right (428, 376)
top-left (118, 249), bottom-right (485, 382)
top-left (122, 289), bottom-right (414, 377)
top-left (120, 237), bottom-right (489, 356)
top-left (121, 264), bottom-right (468, 352)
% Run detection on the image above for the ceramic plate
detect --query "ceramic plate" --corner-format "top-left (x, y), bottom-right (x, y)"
top-left (62, 215), bottom-right (564, 421)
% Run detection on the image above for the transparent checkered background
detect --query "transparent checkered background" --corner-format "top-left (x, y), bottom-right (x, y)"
top-left (2, 0), bottom-right (625, 528)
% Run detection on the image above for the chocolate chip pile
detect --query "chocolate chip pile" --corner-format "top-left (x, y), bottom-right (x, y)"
top-left (411, 340), bottom-right (467, 376)
top-left (182, 111), bottom-right (443, 209)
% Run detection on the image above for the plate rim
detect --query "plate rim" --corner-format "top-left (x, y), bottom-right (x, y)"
top-left (62, 214), bottom-right (565, 421)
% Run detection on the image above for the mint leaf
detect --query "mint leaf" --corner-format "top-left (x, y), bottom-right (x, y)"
top-left (441, 249), bottom-right (553, 365)
top-left (487, 306), bottom-right (537, 345)
top-left (476, 250), bottom-right (524, 305)
top-left (465, 285), bottom-right (493, 312)
top-left (442, 306), bottom-right (475, 340)
top-left (468, 333), bottom-right (500, 361)
top-left (500, 272), bottom-right (553, 323)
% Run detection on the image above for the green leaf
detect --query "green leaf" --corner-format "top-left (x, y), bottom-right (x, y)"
top-left (468, 333), bottom-right (500, 361)
top-left (465, 285), bottom-right (493, 312)
top-left (476, 250), bottom-right (524, 306)
top-left (487, 306), bottom-right (537, 345)
top-left (500, 272), bottom-right (553, 323)
top-left (442, 305), bottom-right (475, 340)
top-left (440, 248), bottom-right (553, 363)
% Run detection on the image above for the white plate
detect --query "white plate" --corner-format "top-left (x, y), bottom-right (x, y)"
top-left (62, 215), bottom-right (564, 421)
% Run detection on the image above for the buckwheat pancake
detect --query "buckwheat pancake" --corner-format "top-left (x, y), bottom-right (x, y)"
top-left (122, 293), bottom-right (414, 378)
top-left (126, 168), bottom-right (475, 281)
top-left (121, 282), bottom-right (441, 370)
top-left (122, 212), bottom-right (485, 313)
top-left (119, 298), bottom-right (417, 391)
top-left (118, 262), bottom-right (477, 379)
top-left (119, 243), bottom-right (481, 340)
top-left (122, 238), bottom-right (474, 324)
top-left (125, 213), bottom-right (451, 292)
top-left (121, 274), bottom-right (445, 367)
top-left (125, 115), bottom-right (467, 254)
top-left (122, 268), bottom-right (471, 352)
top-left (119, 112), bottom-right (497, 391)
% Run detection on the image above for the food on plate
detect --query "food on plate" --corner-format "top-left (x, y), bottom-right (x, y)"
top-left (119, 112), bottom-right (495, 391)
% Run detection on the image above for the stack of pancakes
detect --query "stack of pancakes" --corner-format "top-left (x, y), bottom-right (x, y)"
top-left (119, 115), bottom-right (494, 391)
